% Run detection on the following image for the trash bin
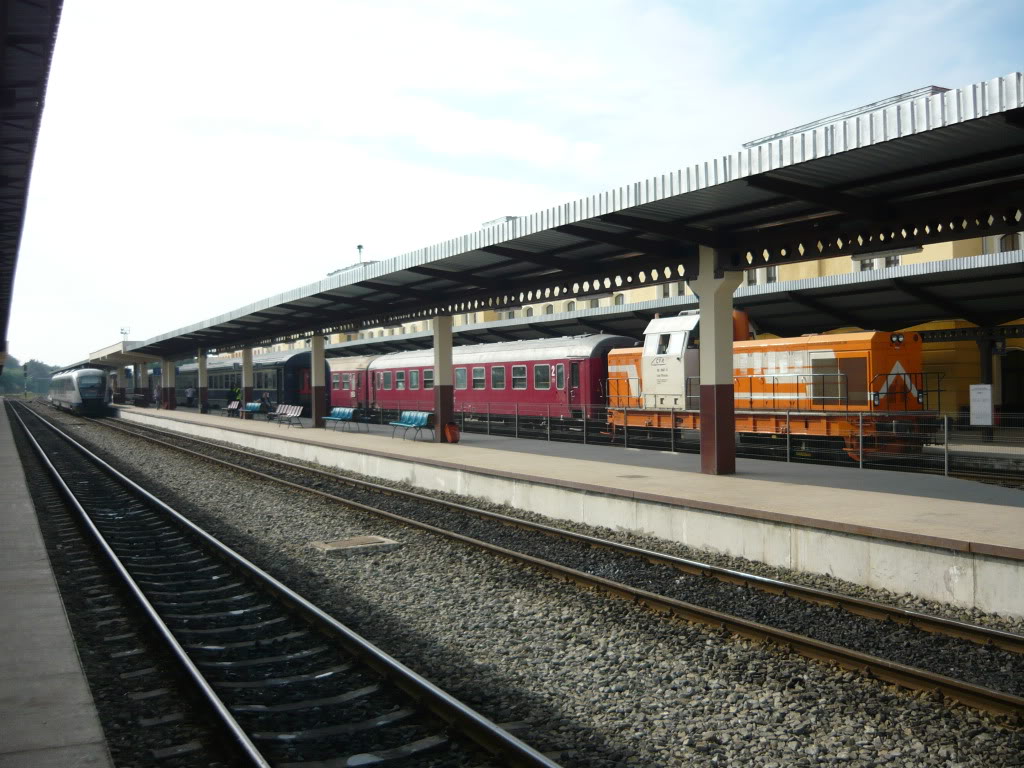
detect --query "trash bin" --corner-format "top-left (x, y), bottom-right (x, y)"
top-left (443, 422), bottom-right (461, 443)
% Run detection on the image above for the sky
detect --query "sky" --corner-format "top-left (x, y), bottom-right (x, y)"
top-left (9, 0), bottom-right (1023, 366)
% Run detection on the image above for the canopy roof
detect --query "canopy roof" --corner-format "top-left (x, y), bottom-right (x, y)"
top-left (127, 73), bottom-right (1024, 360)
top-left (0, 0), bottom-right (63, 371)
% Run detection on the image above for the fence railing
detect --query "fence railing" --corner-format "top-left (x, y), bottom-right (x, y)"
top-left (368, 399), bottom-right (1024, 486)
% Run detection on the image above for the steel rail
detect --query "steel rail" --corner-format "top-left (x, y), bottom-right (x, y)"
top-left (10, 405), bottom-right (273, 768)
top-left (98, 414), bottom-right (1024, 717)
top-left (16, 404), bottom-right (562, 768)
top-left (107, 416), bottom-right (1024, 656)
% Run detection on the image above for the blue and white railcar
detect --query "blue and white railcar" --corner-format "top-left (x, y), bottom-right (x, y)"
top-left (48, 368), bottom-right (110, 415)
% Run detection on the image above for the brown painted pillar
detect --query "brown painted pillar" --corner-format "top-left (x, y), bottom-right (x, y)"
top-left (161, 358), bottom-right (177, 410)
top-left (311, 335), bottom-right (326, 428)
top-left (242, 348), bottom-right (254, 407)
top-left (433, 315), bottom-right (455, 442)
top-left (197, 348), bottom-right (209, 413)
top-left (687, 246), bottom-right (743, 475)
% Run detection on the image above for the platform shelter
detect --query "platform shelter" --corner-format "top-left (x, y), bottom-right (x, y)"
top-left (89, 73), bottom-right (1024, 475)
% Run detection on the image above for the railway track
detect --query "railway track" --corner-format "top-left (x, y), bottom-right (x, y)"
top-left (9, 402), bottom-right (562, 768)
top-left (64, 407), bottom-right (1024, 721)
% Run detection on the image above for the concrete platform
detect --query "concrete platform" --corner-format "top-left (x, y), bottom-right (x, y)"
top-left (0, 400), bottom-right (113, 767)
top-left (115, 405), bottom-right (1024, 618)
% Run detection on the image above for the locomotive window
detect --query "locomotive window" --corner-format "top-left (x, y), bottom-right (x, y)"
top-left (472, 367), bottom-right (486, 389)
top-left (491, 366), bottom-right (506, 389)
top-left (455, 368), bottom-right (468, 389)
top-left (839, 357), bottom-right (867, 405)
top-left (534, 365), bottom-right (551, 390)
top-left (396, 371), bottom-right (406, 390)
top-left (423, 369), bottom-right (434, 389)
top-left (383, 371), bottom-right (393, 390)
top-left (409, 370), bottom-right (420, 389)
top-left (810, 357), bottom-right (840, 406)
top-left (656, 334), bottom-right (671, 354)
top-left (512, 365), bottom-right (527, 390)
top-left (555, 364), bottom-right (565, 390)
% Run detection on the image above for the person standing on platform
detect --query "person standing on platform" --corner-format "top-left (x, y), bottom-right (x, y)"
top-left (259, 391), bottom-right (273, 415)
top-left (185, 385), bottom-right (196, 408)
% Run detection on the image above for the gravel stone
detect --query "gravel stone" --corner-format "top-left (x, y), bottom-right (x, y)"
top-left (30, 404), bottom-right (1024, 768)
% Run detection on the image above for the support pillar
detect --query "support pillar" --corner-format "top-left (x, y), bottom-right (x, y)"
top-left (241, 348), bottom-right (254, 405)
top-left (311, 335), bottom-right (326, 428)
top-left (686, 246), bottom-right (743, 475)
top-left (163, 358), bottom-right (177, 410)
top-left (433, 315), bottom-right (454, 442)
top-left (198, 349), bottom-right (209, 413)
top-left (977, 339), bottom-right (995, 441)
top-left (133, 362), bottom-right (145, 404)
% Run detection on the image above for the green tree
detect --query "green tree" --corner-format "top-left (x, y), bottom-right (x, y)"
top-left (0, 354), bottom-right (23, 395)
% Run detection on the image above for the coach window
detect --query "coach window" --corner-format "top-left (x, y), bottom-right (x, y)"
top-left (472, 366), bottom-right (486, 389)
top-left (396, 371), bottom-right (406, 390)
top-left (342, 373), bottom-right (353, 390)
top-left (424, 369), bottom-right (434, 389)
top-left (455, 367), bottom-right (468, 389)
top-left (534, 364), bottom-right (551, 389)
top-left (491, 365), bottom-right (506, 389)
top-left (512, 365), bottom-right (527, 390)
top-left (555, 363), bottom-right (565, 390)
top-left (332, 373), bottom-right (340, 390)
top-left (409, 370), bottom-right (420, 389)
top-left (383, 371), bottom-right (393, 390)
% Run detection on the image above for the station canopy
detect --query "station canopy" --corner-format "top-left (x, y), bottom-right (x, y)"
top-left (120, 72), bottom-right (1024, 361)
top-left (315, 250), bottom-right (1024, 355)
top-left (0, 1), bottom-right (62, 372)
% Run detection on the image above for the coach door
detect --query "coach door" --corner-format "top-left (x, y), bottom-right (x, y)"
top-left (568, 361), bottom-right (581, 413)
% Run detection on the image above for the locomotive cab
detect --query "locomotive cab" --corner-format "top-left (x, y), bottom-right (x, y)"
top-left (639, 313), bottom-right (699, 409)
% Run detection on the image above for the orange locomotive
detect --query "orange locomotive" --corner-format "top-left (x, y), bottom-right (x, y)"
top-left (606, 312), bottom-right (940, 460)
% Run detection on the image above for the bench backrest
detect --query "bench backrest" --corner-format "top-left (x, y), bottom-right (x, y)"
top-left (244, 402), bottom-right (261, 412)
top-left (226, 401), bottom-right (240, 411)
top-left (274, 404), bottom-right (289, 414)
top-left (288, 405), bottom-right (303, 417)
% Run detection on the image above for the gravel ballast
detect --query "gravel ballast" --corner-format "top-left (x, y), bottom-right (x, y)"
top-left (32, 405), bottom-right (1024, 767)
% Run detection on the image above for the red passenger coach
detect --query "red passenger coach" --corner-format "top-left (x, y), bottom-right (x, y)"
top-left (328, 354), bottom-right (377, 410)
top-left (338, 336), bottom-right (635, 419)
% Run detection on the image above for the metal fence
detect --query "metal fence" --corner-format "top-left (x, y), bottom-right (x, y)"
top-left (370, 399), bottom-right (1024, 488)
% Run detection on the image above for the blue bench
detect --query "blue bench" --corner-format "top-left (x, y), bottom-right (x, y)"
top-left (389, 411), bottom-right (434, 440)
top-left (241, 402), bottom-right (262, 419)
top-left (323, 406), bottom-right (367, 432)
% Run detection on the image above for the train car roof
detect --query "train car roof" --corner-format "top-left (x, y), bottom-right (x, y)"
top-left (734, 331), bottom-right (892, 350)
top-left (327, 354), bottom-right (379, 371)
top-left (367, 335), bottom-right (637, 369)
top-left (51, 368), bottom-right (107, 378)
top-left (177, 349), bottom-right (311, 372)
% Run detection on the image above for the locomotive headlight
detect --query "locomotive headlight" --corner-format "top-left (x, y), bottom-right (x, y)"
top-left (917, 392), bottom-right (924, 404)
top-left (890, 333), bottom-right (905, 344)
top-left (872, 393), bottom-right (881, 406)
